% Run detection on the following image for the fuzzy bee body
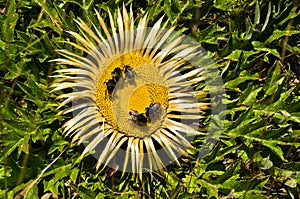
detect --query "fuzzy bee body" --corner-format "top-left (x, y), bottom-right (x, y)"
top-left (105, 79), bottom-right (116, 95)
top-left (129, 110), bottom-right (148, 126)
top-left (111, 67), bottom-right (123, 82)
top-left (145, 103), bottom-right (161, 122)
top-left (123, 65), bottom-right (136, 81)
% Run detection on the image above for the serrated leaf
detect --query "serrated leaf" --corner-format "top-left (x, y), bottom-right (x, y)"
top-left (225, 50), bottom-right (243, 61)
top-left (234, 190), bottom-right (266, 198)
top-left (43, 164), bottom-right (72, 178)
top-left (185, 174), bottom-right (200, 193)
top-left (35, 0), bottom-right (62, 31)
top-left (197, 24), bottom-right (226, 45)
top-left (82, 0), bottom-right (94, 11)
top-left (163, 0), bottom-right (174, 22)
top-left (16, 30), bottom-right (31, 43)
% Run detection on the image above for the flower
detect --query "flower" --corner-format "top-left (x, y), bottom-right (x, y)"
top-left (51, 5), bottom-right (212, 179)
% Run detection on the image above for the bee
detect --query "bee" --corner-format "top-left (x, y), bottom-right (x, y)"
top-left (128, 110), bottom-right (148, 126)
top-left (145, 103), bottom-right (161, 122)
top-left (105, 79), bottom-right (116, 96)
top-left (123, 65), bottom-right (136, 81)
top-left (111, 67), bottom-right (123, 82)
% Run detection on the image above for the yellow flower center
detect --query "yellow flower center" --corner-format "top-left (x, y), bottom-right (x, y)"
top-left (128, 83), bottom-right (168, 113)
top-left (95, 53), bottom-right (169, 137)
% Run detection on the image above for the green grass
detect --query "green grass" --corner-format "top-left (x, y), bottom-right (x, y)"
top-left (0, 0), bottom-right (299, 198)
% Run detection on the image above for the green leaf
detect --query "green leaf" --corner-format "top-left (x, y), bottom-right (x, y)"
top-left (225, 71), bottom-right (259, 91)
top-left (222, 174), bottom-right (239, 189)
top-left (261, 140), bottom-right (285, 161)
top-left (197, 179), bottom-right (218, 198)
top-left (1, 0), bottom-right (19, 42)
top-left (4, 62), bottom-right (29, 80)
top-left (163, 0), bottom-right (174, 23)
top-left (17, 80), bottom-right (44, 107)
top-left (82, 0), bottom-right (94, 11)
top-left (252, 41), bottom-right (280, 58)
top-left (35, 0), bottom-right (61, 29)
top-left (234, 190), bottom-right (266, 198)
top-left (260, 156), bottom-right (273, 170)
top-left (261, 1), bottom-right (271, 31)
top-left (284, 178), bottom-right (297, 188)
top-left (271, 89), bottom-right (292, 111)
top-left (277, 4), bottom-right (300, 26)
top-left (265, 30), bottom-right (300, 44)
top-left (0, 39), bottom-right (5, 50)
top-left (214, 0), bottom-right (235, 11)
top-left (0, 134), bottom-right (31, 162)
top-left (254, 1), bottom-right (260, 25)
top-left (241, 87), bottom-right (262, 106)
top-left (197, 24), bottom-right (226, 45)
top-left (244, 18), bottom-right (253, 40)
top-left (225, 50), bottom-right (243, 61)
top-left (70, 168), bottom-right (79, 183)
top-left (264, 61), bottom-right (281, 95)
top-left (185, 174), bottom-right (200, 193)
top-left (239, 135), bottom-right (291, 161)
top-left (24, 184), bottom-right (39, 199)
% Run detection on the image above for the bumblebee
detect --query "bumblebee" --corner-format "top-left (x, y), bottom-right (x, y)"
top-left (105, 79), bottom-right (116, 95)
top-left (111, 67), bottom-right (123, 82)
top-left (123, 65), bottom-right (136, 81)
top-left (145, 102), bottom-right (161, 122)
top-left (128, 110), bottom-right (148, 126)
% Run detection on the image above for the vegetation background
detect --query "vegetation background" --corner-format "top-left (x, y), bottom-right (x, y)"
top-left (0, 0), bottom-right (299, 198)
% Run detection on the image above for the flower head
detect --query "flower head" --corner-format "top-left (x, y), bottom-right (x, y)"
top-left (52, 6), bottom-right (223, 179)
